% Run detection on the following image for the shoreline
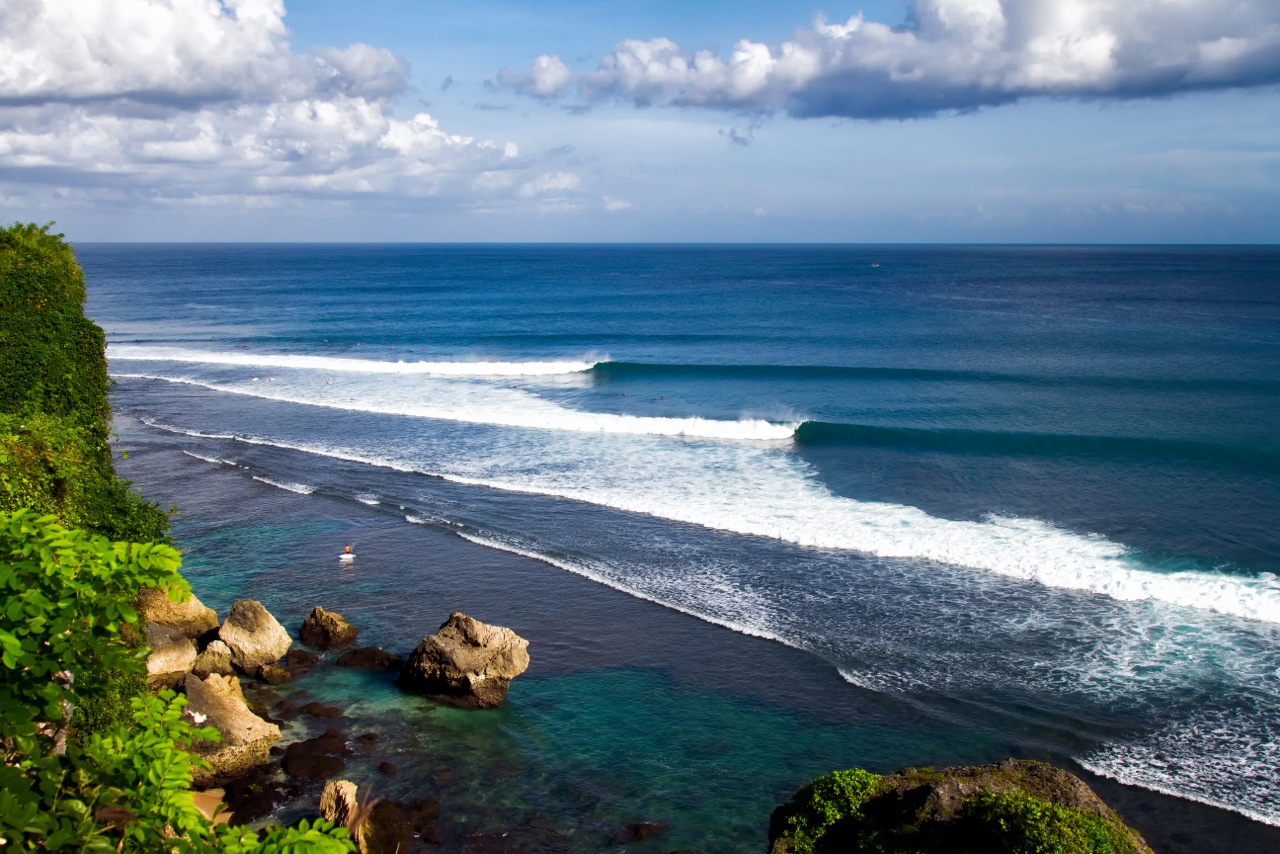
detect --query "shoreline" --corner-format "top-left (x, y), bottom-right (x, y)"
top-left (113, 413), bottom-right (1280, 853)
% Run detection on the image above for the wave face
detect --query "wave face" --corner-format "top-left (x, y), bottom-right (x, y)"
top-left (87, 243), bottom-right (1280, 829)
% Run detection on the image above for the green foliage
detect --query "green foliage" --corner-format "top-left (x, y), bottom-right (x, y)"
top-left (0, 222), bottom-right (170, 544)
top-left (959, 789), bottom-right (1139, 854)
top-left (0, 510), bottom-right (354, 851)
top-left (775, 768), bottom-right (884, 854)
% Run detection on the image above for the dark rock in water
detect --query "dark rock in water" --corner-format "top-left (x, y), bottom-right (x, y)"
top-left (286, 648), bottom-right (320, 666)
top-left (356, 732), bottom-right (380, 745)
top-left (358, 798), bottom-right (440, 853)
top-left (300, 606), bottom-right (360, 650)
top-left (259, 664), bottom-right (293, 685)
top-left (219, 599), bottom-right (292, 676)
top-left (398, 611), bottom-right (530, 709)
top-left (378, 761), bottom-right (396, 776)
top-left (221, 765), bottom-right (296, 826)
top-left (337, 646), bottom-right (403, 670)
top-left (613, 822), bottom-right (667, 844)
top-left (281, 729), bottom-right (351, 780)
top-left (768, 759), bottom-right (1152, 854)
top-left (298, 701), bottom-right (344, 719)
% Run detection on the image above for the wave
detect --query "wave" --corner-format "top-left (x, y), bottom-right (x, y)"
top-left (182, 450), bottom-right (228, 465)
top-left (251, 476), bottom-right (315, 495)
top-left (115, 373), bottom-right (798, 441)
top-left (134, 411), bottom-right (1280, 625)
top-left (795, 421), bottom-right (1280, 473)
top-left (109, 345), bottom-right (595, 377)
top-left (592, 361), bottom-right (1279, 394)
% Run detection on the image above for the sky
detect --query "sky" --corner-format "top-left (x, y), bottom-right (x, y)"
top-left (1, 0), bottom-right (1278, 243)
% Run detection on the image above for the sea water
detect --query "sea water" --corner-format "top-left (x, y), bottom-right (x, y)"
top-left (80, 244), bottom-right (1280, 850)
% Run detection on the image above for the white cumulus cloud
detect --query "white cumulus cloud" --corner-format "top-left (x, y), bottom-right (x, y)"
top-left (504, 0), bottom-right (1280, 118)
top-left (0, 0), bottom-right (532, 209)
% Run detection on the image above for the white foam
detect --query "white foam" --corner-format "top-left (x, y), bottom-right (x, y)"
top-left (181, 450), bottom-right (226, 465)
top-left (355, 493), bottom-right (381, 506)
top-left (250, 476), bottom-right (315, 495)
top-left (110, 345), bottom-right (595, 377)
top-left (113, 372), bottom-right (797, 441)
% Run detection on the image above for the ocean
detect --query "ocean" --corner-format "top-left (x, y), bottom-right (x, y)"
top-left (80, 244), bottom-right (1280, 852)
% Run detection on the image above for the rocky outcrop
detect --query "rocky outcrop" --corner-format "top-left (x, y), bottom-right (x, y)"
top-left (137, 586), bottom-right (219, 639)
top-left (337, 646), bottom-right (403, 671)
top-left (768, 760), bottom-right (1152, 854)
top-left (281, 729), bottom-right (350, 780)
top-left (218, 599), bottom-right (292, 676)
top-left (145, 621), bottom-right (197, 691)
top-left (398, 612), bottom-right (530, 709)
top-left (300, 606), bottom-right (359, 650)
top-left (192, 639), bottom-right (236, 679)
top-left (320, 779), bottom-right (359, 828)
top-left (183, 672), bottom-right (281, 788)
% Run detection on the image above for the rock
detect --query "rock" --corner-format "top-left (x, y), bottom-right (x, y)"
top-left (259, 664), bottom-right (293, 685)
top-left (218, 599), bottom-right (292, 676)
top-left (320, 779), bottom-right (359, 828)
top-left (285, 648), bottom-right (320, 669)
top-left (144, 621), bottom-right (196, 691)
top-left (378, 761), bottom-right (396, 776)
top-left (337, 646), bottom-right (403, 671)
top-left (221, 764), bottom-right (297, 826)
top-left (356, 732), bottom-right (380, 745)
top-left (612, 822), bottom-right (667, 844)
top-left (137, 586), bottom-right (219, 639)
top-left (298, 701), bottom-right (344, 719)
top-left (192, 639), bottom-right (236, 678)
top-left (281, 729), bottom-right (350, 780)
top-left (300, 606), bottom-right (359, 650)
top-left (767, 760), bottom-right (1153, 854)
top-left (359, 799), bottom-right (441, 854)
top-left (398, 612), bottom-right (530, 709)
top-left (183, 673), bottom-right (280, 788)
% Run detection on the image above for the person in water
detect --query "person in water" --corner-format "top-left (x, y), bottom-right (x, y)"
top-left (343, 545), bottom-right (352, 555)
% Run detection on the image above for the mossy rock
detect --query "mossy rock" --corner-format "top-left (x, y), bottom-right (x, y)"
top-left (769, 760), bottom-right (1151, 854)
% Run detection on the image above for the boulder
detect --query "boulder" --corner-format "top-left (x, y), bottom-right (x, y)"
top-left (767, 760), bottom-right (1152, 854)
top-left (337, 646), bottom-right (403, 671)
top-left (218, 599), bottom-right (292, 676)
top-left (145, 621), bottom-right (196, 691)
top-left (183, 672), bottom-right (280, 788)
top-left (281, 729), bottom-right (350, 780)
top-left (398, 612), bottom-right (530, 709)
top-left (300, 606), bottom-right (359, 650)
top-left (192, 640), bottom-right (236, 679)
top-left (320, 779), bottom-right (359, 828)
top-left (137, 586), bottom-right (219, 639)
top-left (259, 664), bottom-right (293, 685)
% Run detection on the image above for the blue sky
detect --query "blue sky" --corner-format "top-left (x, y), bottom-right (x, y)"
top-left (1, 0), bottom-right (1278, 242)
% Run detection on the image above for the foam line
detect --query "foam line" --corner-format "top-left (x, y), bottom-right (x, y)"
top-left (114, 372), bottom-right (798, 440)
top-left (110, 345), bottom-right (595, 376)
top-left (251, 476), bottom-right (315, 495)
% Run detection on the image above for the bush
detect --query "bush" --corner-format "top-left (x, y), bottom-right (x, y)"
top-left (772, 768), bottom-right (884, 854)
top-left (0, 509), bottom-right (353, 852)
top-left (960, 788), bottom-right (1139, 854)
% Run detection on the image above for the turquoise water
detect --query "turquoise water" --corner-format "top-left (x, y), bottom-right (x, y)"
top-left (86, 244), bottom-right (1280, 848)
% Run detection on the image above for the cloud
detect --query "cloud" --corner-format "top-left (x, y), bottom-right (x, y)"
top-left (497, 54), bottom-right (574, 98)
top-left (603, 195), bottom-right (632, 211)
top-left (0, 0), bottom-right (533, 208)
top-left (505, 0), bottom-right (1280, 118)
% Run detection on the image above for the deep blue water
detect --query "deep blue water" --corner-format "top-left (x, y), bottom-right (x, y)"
top-left (79, 244), bottom-right (1280, 845)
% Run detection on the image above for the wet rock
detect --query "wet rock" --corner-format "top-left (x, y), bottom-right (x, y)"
top-left (298, 701), bottom-right (344, 719)
top-left (218, 599), bottom-right (292, 676)
top-left (301, 606), bottom-right (359, 650)
top-left (183, 672), bottom-right (280, 788)
top-left (398, 612), bottom-right (530, 709)
top-left (613, 822), bottom-right (667, 844)
top-left (144, 621), bottom-right (196, 691)
top-left (356, 732), bottom-right (380, 745)
top-left (192, 639), bottom-right (236, 679)
top-left (360, 798), bottom-right (439, 854)
top-left (378, 761), bottom-right (396, 776)
top-left (281, 729), bottom-right (351, 781)
top-left (221, 765), bottom-right (297, 826)
top-left (337, 646), bottom-right (403, 670)
top-left (320, 779), bottom-right (359, 828)
top-left (285, 648), bottom-right (320, 674)
top-left (259, 664), bottom-right (293, 685)
top-left (137, 586), bottom-right (219, 639)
